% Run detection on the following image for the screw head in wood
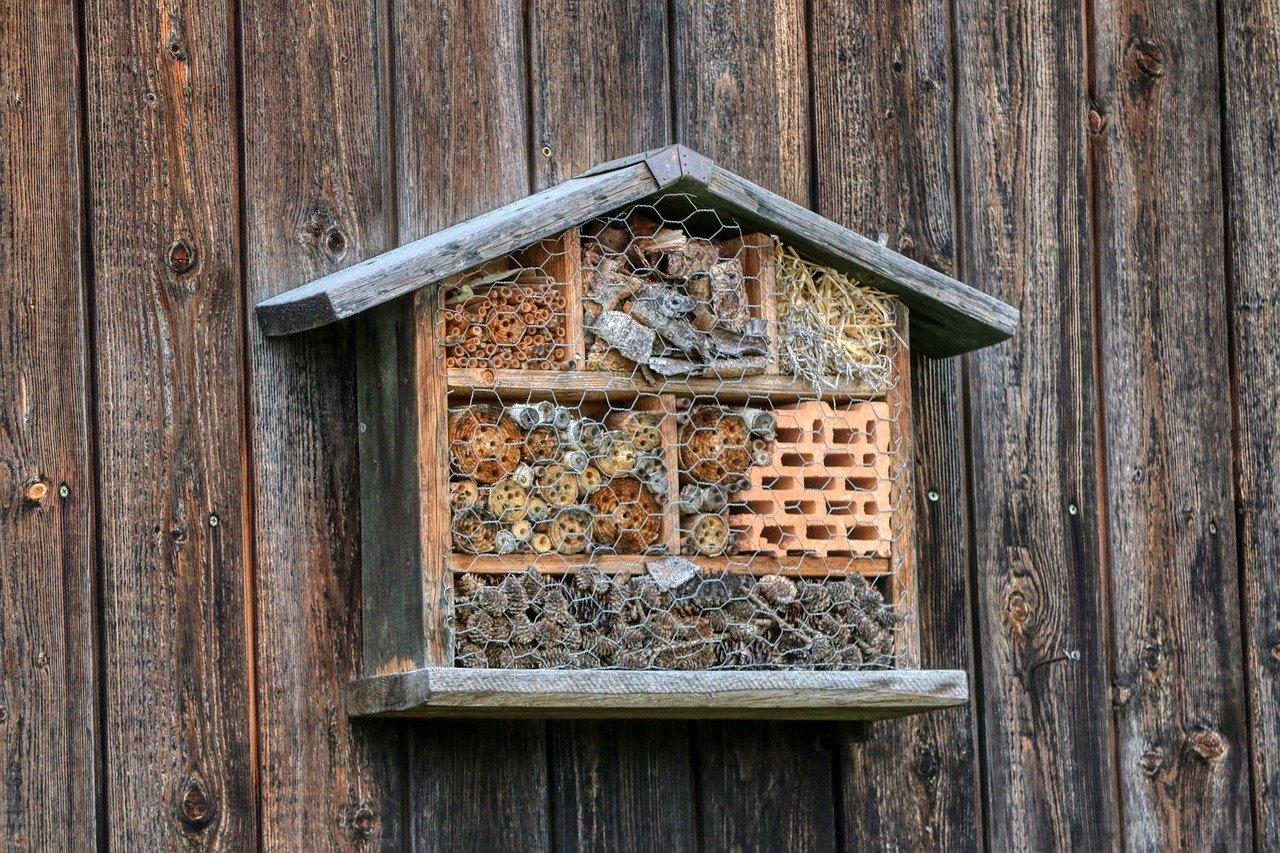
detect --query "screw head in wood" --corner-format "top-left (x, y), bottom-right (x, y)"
top-left (208, 513), bottom-right (219, 527)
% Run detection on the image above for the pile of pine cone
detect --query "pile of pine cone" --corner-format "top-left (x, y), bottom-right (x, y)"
top-left (451, 566), bottom-right (900, 670)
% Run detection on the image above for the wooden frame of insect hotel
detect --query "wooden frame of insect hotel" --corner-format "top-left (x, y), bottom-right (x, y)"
top-left (257, 146), bottom-right (1018, 720)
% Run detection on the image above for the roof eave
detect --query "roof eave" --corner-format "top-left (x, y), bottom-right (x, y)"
top-left (254, 144), bottom-right (1018, 356)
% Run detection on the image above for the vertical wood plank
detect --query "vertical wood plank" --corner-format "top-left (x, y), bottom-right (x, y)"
top-left (1223, 0), bottom-right (1280, 844)
top-left (808, 0), bottom-right (982, 846)
top-left (82, 0), bottom-right (257, 846)
top-left (955, 0), bottom-right (1120, 847)
top-left (529, 3), bottom-right (696, 848)
top-left (239, 0), bottom-right (406, 844)
top-left (670, 0), bottom-right (811, 205)
top-left (1090, 1), bottom-right (1251, 846)
top-left (529, 0), bottom-right (671, 188)
top-left (0, 1), bottom-right (99, 848)
top-left (669, 3), bottom-right (839, 849)
top-left (392, 0), bottom-right (550, 846)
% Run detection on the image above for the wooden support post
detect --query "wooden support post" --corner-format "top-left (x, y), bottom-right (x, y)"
top-left (357, 292), bottom-right (452, 675)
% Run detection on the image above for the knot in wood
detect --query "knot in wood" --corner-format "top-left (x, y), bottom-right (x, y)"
top-left (341, 800), bottom-right (377, 840)
top-left (1271, 642), bottom-right (1280, 664)
top-left (1142, 639), bottom-right (1162, 672)
top-left (324, 226), bottom-right (348, 259)
top-left (1087, 108), bottom-right (1107, 135)
top-left (24, 480), bottom-right (48, 504)
top-left (1139, 746), bottom-right (1166, 778)
top-left (912, 742), bottom-right (939, 782)
top-left (177, 777), bottom-right (215, 833)
top-left (1004, 589), bottom-right (1031, 630)
top-left (1127, 37), bottom-right (1167, 79)
top-left (167, 238), bottom-right (197, 274)
top-left (1186, 727), bottom-right (1226, 763)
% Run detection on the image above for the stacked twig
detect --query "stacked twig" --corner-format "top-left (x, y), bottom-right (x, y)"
top-left (449, 402), bottom-right (667, 556)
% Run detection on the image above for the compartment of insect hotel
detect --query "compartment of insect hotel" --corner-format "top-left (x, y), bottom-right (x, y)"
top-left (426, 195), bottom-right (918, 673)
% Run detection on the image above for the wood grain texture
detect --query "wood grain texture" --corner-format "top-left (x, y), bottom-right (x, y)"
top-left (810, 0), bottom-right (982, 846)
top-left (668, 5), bottom-right (841, 846)
top-left (1090, 1), bottom-right (1251, 846)
top-left (526, 9), bottom-right (697, 846)
top-left (529, 0), bottom-right (670, 188)
top-left (348, 668), bottom-right (968, 719)
top-left (390, 0), bottom-right (550, 847)
top-left (0, 1), bottom-right (99, 847)
top-left (82, 0), bottom-right (256, 847)
top-left (955, 0), bottom-right (1120, 847)
top-left (238, 0), bottom-right (405, 842)
top-left (1223, 0), bottom-right (1280, 844)
top-left (670, 0), bottom-right (810, 205)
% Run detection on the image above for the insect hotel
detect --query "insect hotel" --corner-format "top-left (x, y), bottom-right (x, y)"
top-left (257, 146), bottom-right (1018, 720)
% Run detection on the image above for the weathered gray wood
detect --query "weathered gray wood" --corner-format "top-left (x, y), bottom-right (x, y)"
top-left (1223, 0), bottom-right (1280, 844)
top-left (955, 0), bottom-right (1120, 847)
top-left (0, 1), bottom-right (99, 846)
top-left (256, 143), bottom-right (1019, 356)
top-left (1091, 0), bottom-right (1251, 846)
top-left (347, 668), bottom-right (968, 720)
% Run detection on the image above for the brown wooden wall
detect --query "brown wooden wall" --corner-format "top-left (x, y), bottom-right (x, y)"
top-left (1, 0), bottom-right (1275, 849)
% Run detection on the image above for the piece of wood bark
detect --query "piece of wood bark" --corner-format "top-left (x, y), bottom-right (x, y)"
top-left (0, 2), bottom-right (99, 847)
top-left (811, 0), bottom-right (983, 844)
top-left (1091, 0), bottom-right (1251, 846)
top-left (238, 0), bottom-right (406, 843)
top-left (955, 0), bottom-right (1120, 847)
top-left (1223, 0), bottom-right (1280, 844)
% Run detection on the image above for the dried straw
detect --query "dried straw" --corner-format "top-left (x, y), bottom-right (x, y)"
top-left (774, 244), bottom-right (896, 390)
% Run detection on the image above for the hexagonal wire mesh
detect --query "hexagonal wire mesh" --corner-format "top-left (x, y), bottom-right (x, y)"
top-left (438, 193), bottom-right (911, 671)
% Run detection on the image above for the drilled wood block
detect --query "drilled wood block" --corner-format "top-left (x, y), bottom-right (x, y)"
top-left (728, 400), bottom-right (893, 558)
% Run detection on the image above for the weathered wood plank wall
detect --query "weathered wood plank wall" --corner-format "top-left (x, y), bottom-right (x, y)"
top-left (1, 0), bottom-right (1274, 849)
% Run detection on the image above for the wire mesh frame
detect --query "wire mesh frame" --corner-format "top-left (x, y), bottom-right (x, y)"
top-left (428, 194), bottom-right (917, 672)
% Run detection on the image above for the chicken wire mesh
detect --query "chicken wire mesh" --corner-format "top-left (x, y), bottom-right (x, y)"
top-left (436, 194), bottom-right (912, 672)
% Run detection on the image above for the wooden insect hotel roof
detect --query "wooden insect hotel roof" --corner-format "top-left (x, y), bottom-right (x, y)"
top-left (255, 145), bottom-right (1018, 356)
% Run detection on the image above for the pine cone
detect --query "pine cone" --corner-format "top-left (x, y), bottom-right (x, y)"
top-left (476, 585), bottom-right (509, 616)
top-left (509, 613), bottom-right (535, 646)
top-left (456, 572), bottom-right (485, 598)
top-left (757, 574), bottom-right (797, 607)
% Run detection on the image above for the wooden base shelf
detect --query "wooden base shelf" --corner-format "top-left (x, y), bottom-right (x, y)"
top-left (449, 553), bottom-right (891, 577)
top-left (447, 368), bottom-right (883, 402)
top-left (346, 667), bottom-right (968, 721)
